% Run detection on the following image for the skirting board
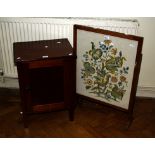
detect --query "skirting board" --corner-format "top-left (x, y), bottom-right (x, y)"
top-left (0, 77), bottom-right (19, 88)
top-left (136, 86), bottom-right (155, 98)
top-left (0, 77), bottom-right (155, 98)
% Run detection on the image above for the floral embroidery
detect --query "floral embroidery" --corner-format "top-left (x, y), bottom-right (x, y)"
top-left (81, 38), bottom-right (129, 102)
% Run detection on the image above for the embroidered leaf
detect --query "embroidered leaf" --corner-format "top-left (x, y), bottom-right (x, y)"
top-left (92, 49), bottom-right (102, 60)
top-left (86, 85), bottom-right (91, 89)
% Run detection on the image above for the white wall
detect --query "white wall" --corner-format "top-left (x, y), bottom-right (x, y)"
top-left (136, 17), bottom-right (155, 88)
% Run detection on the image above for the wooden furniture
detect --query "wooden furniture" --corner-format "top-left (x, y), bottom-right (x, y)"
top-left (14, 39), bottom-right (76, 128)
top-left (74, 25), bottom-right (143, 128)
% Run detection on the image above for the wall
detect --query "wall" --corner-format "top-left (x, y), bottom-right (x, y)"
top-left (136, 17), bottom-right (155, 88)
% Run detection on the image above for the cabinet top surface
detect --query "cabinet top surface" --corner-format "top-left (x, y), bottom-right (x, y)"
top-left (14, 38), bottom-right (74, 62)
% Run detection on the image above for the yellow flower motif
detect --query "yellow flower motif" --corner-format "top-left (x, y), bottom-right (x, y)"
top-left (85, 79), bottom-right (93, 85)
top-left (104, 40), bottom-right (112, 45)
top-left (120, 76), bottom-right (126, 82)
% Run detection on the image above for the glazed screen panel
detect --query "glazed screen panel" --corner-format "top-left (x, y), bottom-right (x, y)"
top-left (76, 29), bottom-right (138, 109)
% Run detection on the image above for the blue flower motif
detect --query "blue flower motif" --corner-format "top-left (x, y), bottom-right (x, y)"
top-left (99, 41), bottom-right (107, 53)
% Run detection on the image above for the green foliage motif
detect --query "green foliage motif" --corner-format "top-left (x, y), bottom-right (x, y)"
top-left (81, 39), bottom-right (129, 102)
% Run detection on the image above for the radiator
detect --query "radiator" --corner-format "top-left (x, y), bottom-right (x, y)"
top-left (0, 17), bottom-right (139, 78)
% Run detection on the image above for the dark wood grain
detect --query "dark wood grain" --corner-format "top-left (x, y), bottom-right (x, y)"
top-left (0, 88), bottom-right (155, 138)
top-left (74, 25), bottom-right (143, 42)
top-left (14, 39), bottom-right (76, 127)
top-left (14, 38), bottom-right (74, 62)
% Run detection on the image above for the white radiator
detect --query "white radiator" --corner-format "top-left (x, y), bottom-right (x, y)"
top-left (0, 17), bottom-right (139, 78)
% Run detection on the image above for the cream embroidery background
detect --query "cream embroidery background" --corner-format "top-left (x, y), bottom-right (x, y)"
top-left (76, 30), bottom-right (138, 109)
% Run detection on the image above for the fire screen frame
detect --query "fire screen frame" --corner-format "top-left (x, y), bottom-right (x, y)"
top-left (74, 24), bottom-right (143, 113)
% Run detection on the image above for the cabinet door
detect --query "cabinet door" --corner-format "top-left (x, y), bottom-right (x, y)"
top-left (29, 66), bottom-right (64, 105)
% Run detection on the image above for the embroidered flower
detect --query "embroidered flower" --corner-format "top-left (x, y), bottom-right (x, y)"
top-left (111, 76), bottom-right (118, 83)
top-left (104, 39), bottom-right (112, 45)
top-left (120, 75), bottom-right (126, 82)
top-left (85, 79), bottom-right (93, 85)
top-left (111, 48), bottom-right (117, 55)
